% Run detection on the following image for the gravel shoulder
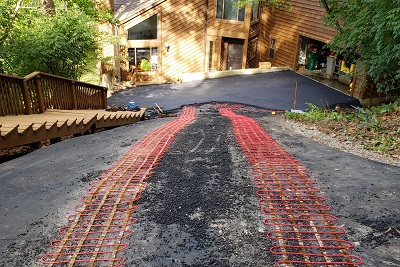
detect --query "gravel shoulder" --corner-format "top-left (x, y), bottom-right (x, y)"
top-left (286, 120), bottom-right (400, 167)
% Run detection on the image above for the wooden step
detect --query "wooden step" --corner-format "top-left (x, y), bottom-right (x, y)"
top-left (0, 123), bottom-right (19, 138)
top-left (0, 108), bottom-right (145, 150)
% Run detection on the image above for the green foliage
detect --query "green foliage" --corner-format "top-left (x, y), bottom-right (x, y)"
top-left (355, 101), bottom-right (399, 131)
top-left (0, 0), bottom-right (114, 79)
top-left (370, 101), bottom-right (399, 114)
top-left (139, 58), bottom-right (151, 71)
top-left (286, 101), bottom-right (399, 130)
top-left (285, 101), bottom-right (400, 154)
top-left (365, 133), bottom-right (400, 153)
top-left (64, 0), bottom-right (115, 23)
top-left (356, 110), bottom-right (382, 131)
top-left (2, 10), bottom-right (100, 79)
top-left (0, 0), bottom-right (13, 35)
top-left (323, 0), bottom-right (400, 94)
top-left (284, 103), bottom-right (329, 122)
top-left (234, 0), bottom-right (291, 10)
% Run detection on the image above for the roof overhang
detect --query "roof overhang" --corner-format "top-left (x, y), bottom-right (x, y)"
top-left (115, 0), bottom-right (167, 25)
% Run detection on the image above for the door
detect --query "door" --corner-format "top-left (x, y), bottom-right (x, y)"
top-left (227, 43), bottom-right (244, 70)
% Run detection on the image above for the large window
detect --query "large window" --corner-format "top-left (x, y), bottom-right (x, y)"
top-left (127, 14), bottom-right (158, 40)
top-left (216, 0), bottom-right (245, 21)
top-left (128, 47), bottom-right (158, 71)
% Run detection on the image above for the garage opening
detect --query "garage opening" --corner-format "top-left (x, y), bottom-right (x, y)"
top-left (297, 36), bottom-right (330, 72)
top-left (297, 36), bottom-right (353, 94)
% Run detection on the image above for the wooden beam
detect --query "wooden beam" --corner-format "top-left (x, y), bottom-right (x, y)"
top-left (20, 79), bottom-right (33, 115)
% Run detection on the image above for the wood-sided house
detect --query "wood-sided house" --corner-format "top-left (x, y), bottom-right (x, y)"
top-left (103, 0), bottom-right (336, 82)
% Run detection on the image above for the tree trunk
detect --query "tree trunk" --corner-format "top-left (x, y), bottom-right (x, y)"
top-left (42, 0), bottom-right (56, 16)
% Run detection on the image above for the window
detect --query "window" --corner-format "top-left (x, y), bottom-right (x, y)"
top-left (251, 5), bottom-right (260, 21)
top-left (209, 41), bottom-right (214, 70)
top-left (127, 14), bottom-right (158, 40)
top-left (269, 38), bottom-right (275, 58)
top-left (216, 0), bottom-right (245, 21)
top-left (128, 47), bottom-right (158, 71)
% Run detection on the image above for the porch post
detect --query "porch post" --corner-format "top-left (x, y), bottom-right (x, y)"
top-left (70, 81), bottom-right (78, 110)
top-left (20, 79), bottom-right (33, 115)
top-left (34, 75), bottom-right (45, 113)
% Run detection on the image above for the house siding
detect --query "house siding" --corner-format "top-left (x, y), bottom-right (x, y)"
top-left (207, 0), bottom-right (248, 39)
top-left (110, 0), bottom-right (336, 79)
top-left (120, 0), bottom-right (206, 77)
top-left (206, 0), bottom-right (253, 70)
top-left (160, 0), bottom-right (206, 76)
top-left (260, 0), bottom-right (336, 70)
top-left (258, 8), bottom-right (273, 64)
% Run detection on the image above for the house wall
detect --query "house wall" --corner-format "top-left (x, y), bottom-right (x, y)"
top-left (112, 0), bottom-right (335, 79)
top-left (206, 0), bottom-right (252, 70)
top-left (207, 0), bottom-right (249, 39)
top-left (120, 0), bottom-right (206, 78)
top-left (160, 0), bottom-right (206, 76)
top-left (258, 8), bottom-right (273, 64)
top-left (119, 0), bottom-right (257, 77)
top-left (260, 0), bottom-right (336, 70)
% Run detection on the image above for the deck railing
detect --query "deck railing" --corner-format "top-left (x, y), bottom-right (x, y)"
top-left (0, 72), bottom-right (107, 116)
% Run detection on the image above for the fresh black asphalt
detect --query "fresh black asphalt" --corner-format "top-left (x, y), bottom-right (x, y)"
top-left (0, 70), bottom-right (398, 266)
top-left (108, 70), bottom-right (360, 111)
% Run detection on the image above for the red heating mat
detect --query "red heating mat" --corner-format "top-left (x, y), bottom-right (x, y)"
top-left (219, 108), bottom-right (363, 267)
top-left (40, 106), bottom-right (196, 267)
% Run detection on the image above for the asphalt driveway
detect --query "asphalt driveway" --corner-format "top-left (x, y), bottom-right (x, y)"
top-left (108, 70), bottom-right (360, 111)
top-left (0, 71), bottom-right (398, 266)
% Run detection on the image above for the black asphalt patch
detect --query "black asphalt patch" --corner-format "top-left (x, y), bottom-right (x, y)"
top-left (108, 70), bottom-right (360, 111)
top-left (121, 111), bottom-right (275, 266)
top-left (0, 105), bottom-right (399, 267)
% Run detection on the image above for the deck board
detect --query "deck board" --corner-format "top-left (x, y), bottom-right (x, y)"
top-left (0, 108), bottom-right (146, 149)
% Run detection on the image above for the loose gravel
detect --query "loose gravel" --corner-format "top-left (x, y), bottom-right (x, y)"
top-left (287, 120), bottom-right (400, 167)
top-left (121, 109), bottom-right (275, 266)
top-left (1, 104), bottom-right (399, 267)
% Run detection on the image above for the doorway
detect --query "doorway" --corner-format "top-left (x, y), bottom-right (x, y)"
top-left (224, 38), bottom-right (244, 70)
top-left (297, 36), bottom-right (328, 71)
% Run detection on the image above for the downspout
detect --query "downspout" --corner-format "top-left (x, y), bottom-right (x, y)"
top-left (202, 0), bottom-right (209, 72)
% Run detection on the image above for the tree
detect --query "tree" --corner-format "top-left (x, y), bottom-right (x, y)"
top-left (235, 0), bottom-right (291, 9)
top-left (0, 0), bottom-right (114, 79)
top-left (322, 0), bottom-right (400, 94)
top-left (3, 11), bottom-right (100, 79)
top-left (236, 0), bottom-right (400, 94)
top-left (0, 0), bottom-right (23, 43)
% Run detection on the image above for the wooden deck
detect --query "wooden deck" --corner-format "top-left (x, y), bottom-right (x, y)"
top-left (0, 108), bottom-right (146, 150)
